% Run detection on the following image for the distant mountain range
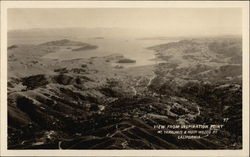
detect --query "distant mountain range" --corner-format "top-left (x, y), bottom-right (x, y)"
top-left (8, 27), bottom-right (242, 40)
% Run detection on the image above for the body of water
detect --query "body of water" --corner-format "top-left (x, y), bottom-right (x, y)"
top-left (9, 36), bottom-right (176, 67)
top-left (43, 38), bottom-right (174, 67)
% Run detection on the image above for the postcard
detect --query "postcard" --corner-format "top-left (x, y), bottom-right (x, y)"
top-left (0, 1), bottom-right (249, 156)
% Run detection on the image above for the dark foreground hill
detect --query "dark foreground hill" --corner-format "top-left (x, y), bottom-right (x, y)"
top-left (7, 38), bottom-right (242, 149)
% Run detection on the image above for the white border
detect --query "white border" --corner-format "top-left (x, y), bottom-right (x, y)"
top-left (1, 1), bottom-right (249, 156)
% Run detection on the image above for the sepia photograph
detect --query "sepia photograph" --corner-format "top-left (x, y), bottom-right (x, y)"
top-left (0, 1), bottom-right (249, 156)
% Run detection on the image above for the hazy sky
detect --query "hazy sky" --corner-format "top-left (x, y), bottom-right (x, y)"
top-left (8, 8), bottom-right (242, 36)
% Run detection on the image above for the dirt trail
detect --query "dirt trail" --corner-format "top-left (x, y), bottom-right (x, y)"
top-left (147, 72), bottom-right (156, 87)
top-left (196, 106), bottom-right (201, 116)
top-left (58, 141), bottom-right (63, 149)
top-left (131, 72), bottom-right (157, 96)
top-left (131, 77), bottom-right (144, 96)
top-left (107, 125), bottom-right (135, 138)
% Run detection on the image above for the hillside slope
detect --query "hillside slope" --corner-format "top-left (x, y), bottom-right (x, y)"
top-left (8, 38), bottom-right (242, 149)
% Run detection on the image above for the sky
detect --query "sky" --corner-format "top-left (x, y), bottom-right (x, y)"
top-left (8, 8), bottom-right (242, 36)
